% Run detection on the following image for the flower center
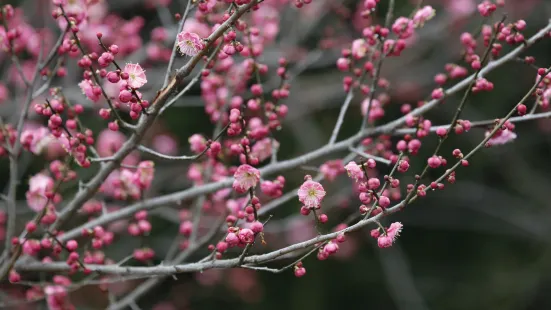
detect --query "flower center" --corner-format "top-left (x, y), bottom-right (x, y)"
top-left (308, 189), bottom-right (316, 197)
top-left (185, 40), bottom-right (195, 48)
top-left (130, 73), bottom-right (136, 80)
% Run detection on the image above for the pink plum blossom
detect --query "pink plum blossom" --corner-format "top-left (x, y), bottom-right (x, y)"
top-left (486, 129), bottom-right (517, 146)
top-left (233, 164), bottom-right (260, 194)
top-left (124, 63), bottom-right (147, 89)
top-left (319, 159), bottom-right (345, 182)
top-left (26, 173), bottom-right (55, 212)
top-left (96, 129), bottom-right (135, 163)
top-left (351, 39), bottom-right (368, 59)
top-left (251, 138), bottom-right (279, 162)
top-left (188, 134), bottom-right (207, 154)
top-left (377, 222), bottom-right (403, 248)
top-left (344, 161), bottom-right (364, 182)
top-left (413, 6), bottom-right (436, 27)
top-left (177, 31), bottom-right (204, 56)
top-left (134, 161), bottom-right (155, 189)
top-left (118, 169), bottom-right (142, 200)
top-left (392, 17), bottom-right (414, 39)
top-left (181, 18), bottom-right (211, 38)
top-left (152, 134), bottom-right (178, 155)
top-left (44, 285), bottom-right (74, 310)
top-left (446, 0), bottom-right (476, 19)
top-left (297, 176), bottom-right (326, 209)
top-left (78, 79), bottom-right (101, 102)
top-left (20, 127), bottom-right (54, 155)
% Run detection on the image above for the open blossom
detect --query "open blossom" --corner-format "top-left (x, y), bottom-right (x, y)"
top-left (377, 222), bottom-right (403, 248)
top-left (319, 159), bottom-right (345, 182)
top-left (446, 0), bottom-right (476, 19)
top-left (177, 31), bottom-right (204, 56)
top-left (351, 39), bottom-right (368, 59)
top-left (134, 161), bottom-right (155, 189)
top-left (361, 99), bottom-right (383, 121)
top-left (251, 138), bottom-right (279, 162)
top-left (78, 79), bottom-right (100, 102)
top-left (152, 134), bottom-right (178, 155)
top-left (413, 5), bottom-right (436, 27)
top-left (392, 17), bottom-right (414, 39)
top-left (297, 176), bottom-right (326, 209)
top-left (188, 134), bottom-right (207, 154)
top-left (233, 164), bottom-right (260, 194)
top-left (124, 63), bottom-right (147, 88)
top-left (55, 132), bottom-right (70, 150)
top-left (26, 173), bottom-right (55, 212)
top-left (485, 129), bottom-right (517, 146)
top-left (344, 161), bottom-right (364, 182)
top-left (21, 127), bottom-right (54, 155)
top-left (44, 285), bottom-right (74, 310)
top-left (117, 169), bottom-right (142, 200)
top-left (182, 18), bottom-right (211, 38)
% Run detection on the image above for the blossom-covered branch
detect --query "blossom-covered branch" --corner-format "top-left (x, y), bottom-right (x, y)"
top-left (2, 1), bottom-right (551, 309)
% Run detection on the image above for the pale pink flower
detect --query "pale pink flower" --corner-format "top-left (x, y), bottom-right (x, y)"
top-left (56, 0), bottom-right (88, 29)
top-left (392, 17), bottom-right (414, 39)
top-left (251, 5), bottom-right (280, 43)
top-left (226, 197), bottom-right (248, 214)
top-left (26, 173), bottom-right (54, 212)
top-left (124, 63), bottom-right (147, 89)
top-left (387, 222), bottom-right (403, 239)
top-left (118, 169), bottom-right (141, 200)
top-left (233, 164), bottom-right (260, 194)
top-left (96, 129), bottom-right (126, 157)
top-left (320, 159), bottom-right (345, 182)
top-left (134, 161), bottom-right (155, 189)
top-left (86, 0), bottom-right (108, 23)
top-left (103, 78), bottom-right (127, 99)
top-left (188, 134), bottom-right (207, 154)
top-left (182, 18), bottom-right (211, 38)
top-left (260, 177), bottom-right (284, 197)
top-left (187, 163), bottom-right (203, 183)
top-left (377, 222), bottom-right (403, 248)
top-left (361, 98), bottom-right (382, 117)
top-left (78, 79), bottom-right (100, 102)
top-left (446, 0), bottom-right (476, 19)
top-left (213, 188), bottom-right (231, 202)
top-left (21, 127), bottom-right (54, 155)
top-left (44, 285), bottom-right (74, 310)
top-left (55, 133), bottom-right (71, 153)
top-left (99, 170), bottom-right (120, 197)
top-left (152, 134), bottom-right (178, 155)
top-left (377, 235), bottom-right (393, 248)
top-left (485, 129), bottom-right (517, 146)
top-left (344, 161), bottom-right (364, 182)
top-left (177, 31), bottom-right (204, 56)
top-left (413, 6), bottom-right (435, 27)
top-left (26, 29), bottom-right (53, 58)
top-left (251, 138), bottom-right (279, 162)
top-left (351, 39), bottom-right (368, 59)
top-left (297, 176), bottom-right (326, 209)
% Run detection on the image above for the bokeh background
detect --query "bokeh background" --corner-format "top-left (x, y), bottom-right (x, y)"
top-left (2, 0), bottom-right (551, 309)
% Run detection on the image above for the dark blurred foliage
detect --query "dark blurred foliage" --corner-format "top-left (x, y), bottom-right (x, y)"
top-left (3, 0), bottom-right (551, 309)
